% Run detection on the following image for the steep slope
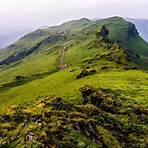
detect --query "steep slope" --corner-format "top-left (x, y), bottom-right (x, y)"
top-left (83, 17), bottom-right (148, 69)
top-left (60, 17), bottom-right (148, 71)
top-left (127, 18), bottom-right (148, 42)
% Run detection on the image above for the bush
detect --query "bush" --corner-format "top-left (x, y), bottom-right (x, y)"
top-left (76, 69), bottom-right (96, 79)
top-left (15, 75), bottom-right (25, 81)
top-left (96, 25), bottom-right (109, 41)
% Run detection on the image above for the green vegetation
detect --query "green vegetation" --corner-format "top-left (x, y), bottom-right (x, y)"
top-left (0, 86), bottom-right (148, 147)
top-left (96, 25), bottom-right (109, 41)
top-left (0, 16), bottom-right (148, 147)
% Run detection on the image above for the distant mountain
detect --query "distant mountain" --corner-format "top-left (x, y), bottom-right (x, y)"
top-left (127, 18), bottom-right (148, 42)
top-left (0, 27), bottom-right (33, 49)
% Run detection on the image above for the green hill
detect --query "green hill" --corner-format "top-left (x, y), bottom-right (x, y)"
top-left (0, 17), bottom-right (148, 147)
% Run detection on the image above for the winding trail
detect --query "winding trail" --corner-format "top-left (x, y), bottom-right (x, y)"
top-left (59, 42), bottom-right (67, 70)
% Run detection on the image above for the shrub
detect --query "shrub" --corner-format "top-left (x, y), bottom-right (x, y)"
top-left (15, 75), bottom-right (25, 81)
top-left (96, 25), bottom-right (109, 41)
top-left (76, 69), bottom-right (96, 79)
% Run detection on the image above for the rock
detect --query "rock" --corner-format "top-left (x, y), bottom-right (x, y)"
top-left (26, 132), bottom-right (34, 141)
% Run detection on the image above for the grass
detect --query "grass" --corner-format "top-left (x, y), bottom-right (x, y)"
top-left (0, 16), bottom-right (148, 147)
top-left (65, 38), bottom-right (99, 67)
top-left (0, 50), bottom-right (59, 85)
top-left (0, 80), bottom-right (148, 147)
top-left (0, 69), bottom-right (148, 113)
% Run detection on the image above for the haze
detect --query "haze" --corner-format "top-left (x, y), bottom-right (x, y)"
top-left (0, 0), bottom-right (148, 48)
top-left (0, 0), bottom-right (148, 28)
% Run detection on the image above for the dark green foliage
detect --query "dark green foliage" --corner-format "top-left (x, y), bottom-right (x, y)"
top-left (96, 25), bottom-right (109, 41)
top-left (50, 97), bottom-right (73, 111)
top-left (15, 75), bottom-right (25, 81)
top-left (76, 69), bottom-right (89, 79)
top-left (79, 85), bottom-right (96, 102)
top-left (76, 69), bottom-right (96, 79)
top-left (11, 110), bottom-right (26, 123)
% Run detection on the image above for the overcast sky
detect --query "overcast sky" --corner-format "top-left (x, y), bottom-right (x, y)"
top-left (0, 0), bottom-right (148, 28)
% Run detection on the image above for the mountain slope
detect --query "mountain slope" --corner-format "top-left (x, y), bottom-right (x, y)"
top-left (0, 17), bottom-right (148, 147)
top-left (1, 17), bottom-right (148, 69)
top-left (127, 18), bottom-right (148, 42)
top-left (0, 16), bottom-right (148, 104)
top-left (0, 16), bottom-right (148, 106)
top-left (0, 18), bottom-right (93, 62)
top-left (82, 17), bottom-right (148, 68)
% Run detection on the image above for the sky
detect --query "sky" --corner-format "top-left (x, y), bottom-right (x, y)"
top-left (0, 0), bottom-right (148, 28)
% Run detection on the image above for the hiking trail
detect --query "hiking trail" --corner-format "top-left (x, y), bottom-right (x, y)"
top-left (59, 42), bottom-right (67, 70)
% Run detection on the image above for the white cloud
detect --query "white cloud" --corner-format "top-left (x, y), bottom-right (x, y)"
top-left (0, 0), bottom-right (147, 27)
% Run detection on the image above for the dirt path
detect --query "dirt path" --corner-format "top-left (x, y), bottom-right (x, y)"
top-left (59, 42), bottom-right (67, 70)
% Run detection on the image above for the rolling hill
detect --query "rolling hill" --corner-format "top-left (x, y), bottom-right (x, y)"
top-left (0, 17), bottom-right (148, 147)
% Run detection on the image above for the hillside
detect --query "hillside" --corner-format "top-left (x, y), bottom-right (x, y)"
top-left (127, 18), bottom-right (148, 42)
top-left (0, 17), bottom-right (148, 147)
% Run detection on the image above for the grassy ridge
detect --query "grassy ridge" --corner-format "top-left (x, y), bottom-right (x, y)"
top-left (0, 16), bottom-right (148, 147)
top-left (0, 16), bottom-right (148, 111)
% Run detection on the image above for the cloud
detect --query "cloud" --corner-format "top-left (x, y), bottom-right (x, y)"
top-left (0, 0), bottom-right (147, 27)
